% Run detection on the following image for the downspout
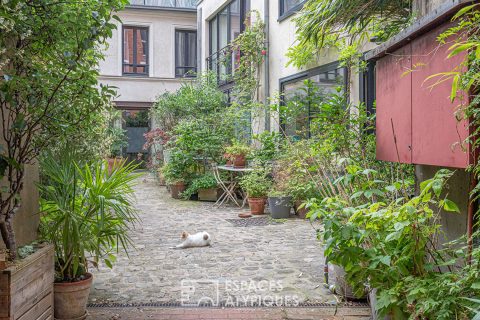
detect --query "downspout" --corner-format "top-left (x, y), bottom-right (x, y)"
top-left (263, 0), bottom-right (270, 131)
top-left (468, 175), bottom-right (476, 263)
top-left (468, 109), bottom-right (478, 263)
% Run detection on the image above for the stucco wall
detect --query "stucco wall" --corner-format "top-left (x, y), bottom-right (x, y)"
top-left (413, 0), bottom-right (449, 17)
top-left (99, 8), bottom-right (197, 103)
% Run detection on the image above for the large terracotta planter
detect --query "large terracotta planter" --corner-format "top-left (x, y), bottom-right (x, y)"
top-left (169, 182), bottom-right (186, 199)
top-left (54, 273), bottom-right (93, 320)
top-left (0, 244), bottom-right (54, 320)
top-left (248, 197), bottom-right (266, 215)
top-left (232, 154), bottom-right (246, 168)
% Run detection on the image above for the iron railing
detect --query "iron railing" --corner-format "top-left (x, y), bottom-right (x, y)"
top-left (129, 0), bottom-right (197, 9)
top-left (206, 44), bottom-right (239, 86)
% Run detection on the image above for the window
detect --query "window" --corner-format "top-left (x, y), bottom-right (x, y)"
top-left (280, 62), bottom-right (347, 139)
top-left (175, 30), bottom-right (197, 77)
top-left (128, 0), bottom-right (197, 9)
top-left (359, 60), bottom-right (376, 135)
top-left (208, 0), bottom-right (250, 85)
top-left (123, 26), bottom-right (149, 76)
top-left (360, 60), bottom-right (376, 118)
top-left (279, 0), bottom-right (305, 20)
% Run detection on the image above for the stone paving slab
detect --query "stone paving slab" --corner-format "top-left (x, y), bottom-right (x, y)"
top-left (89, 175), bottom-right (347, 308)
top-left (87, 307), bottom-right (372, 320)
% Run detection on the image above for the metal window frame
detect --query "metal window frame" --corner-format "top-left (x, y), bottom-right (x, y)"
top-left (279, 61), bottom-right (349, 137)
top-left (207, 0), bottom-right (248, 84)
top-left (122, 25), bottom-right (150, 76)
top-left (127, 0), bottom-right (197, 10)
top-left (359, 59), bottom-right (376, 117)
top-left (175, 29), bottom-right (197, 78)
top-left (278, 0), bottom-right (305, 22)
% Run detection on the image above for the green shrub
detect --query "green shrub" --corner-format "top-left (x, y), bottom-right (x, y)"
top-left (39, 151), bottom-right (140, 281)
top-left (239, 169), bottom-right (272, 198)
top-left (181, 174), bottom-right (218, 200)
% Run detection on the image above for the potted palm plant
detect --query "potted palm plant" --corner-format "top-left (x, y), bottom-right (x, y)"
top-left (239, 169), bottom-right (272, 215)
top-left (39, 152), bottom-right (140, 320)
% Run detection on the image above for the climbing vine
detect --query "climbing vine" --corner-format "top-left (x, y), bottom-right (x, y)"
top-left (229, 10), bottom-right (266, 104)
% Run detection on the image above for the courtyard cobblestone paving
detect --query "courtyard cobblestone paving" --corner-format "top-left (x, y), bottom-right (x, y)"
top-left (89, 174), bottom-right (341, 307)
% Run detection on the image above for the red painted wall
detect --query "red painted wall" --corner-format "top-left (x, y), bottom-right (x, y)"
top-left (376, 45), bottom-right (412, 164)
top-left (376, 23), bottom-right (469, 168)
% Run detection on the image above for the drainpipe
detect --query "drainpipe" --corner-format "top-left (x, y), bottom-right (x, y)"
top-left (467, 175), bottom-right (476, 263)
top-left (263, 0), bottom-right (270, 131)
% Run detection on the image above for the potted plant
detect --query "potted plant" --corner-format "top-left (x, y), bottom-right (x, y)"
top-left (182, 174), bottom-right (219, 201)
top-left (225, 141), bottom-right (251, 168)
top-left (268, 160), bottom-right (292, 218)
top-left (157, 166), bottom-right (166, 186)
top-left (107, 125), bottom-right (128, 172)
top-left (268, 190), bottom-right (293, 219)
top-left (162, 149), bottom-right (192, 199)
top-left (288, 180), bottom-right (320, 219)
top-left (39, 152), bottom-right (140, 320)
top-left (239, 169), bottom-right (272, 215)
top-left (163, 164), bottom-right (186, 199)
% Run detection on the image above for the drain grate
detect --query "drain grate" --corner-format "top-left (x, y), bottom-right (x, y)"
top-left (87, 301), bottom-right (369, 308)
top-left (226, 216), bottom-right (282, 227)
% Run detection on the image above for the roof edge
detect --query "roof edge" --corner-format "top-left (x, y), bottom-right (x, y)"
top-left (365, 0), bottom-right (474, 61)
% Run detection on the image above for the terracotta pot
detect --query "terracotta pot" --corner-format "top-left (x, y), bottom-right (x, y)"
top-left (223, 153), bottom-right (233, 167)
top-left (232, 154), bottom-right (246, 168)
top-left (107, 157), bottom-right (123, 174)
top-left (169, 182), bottom-right (186, 199)
top-left (54, 273), bottom-right (93, 320)
top-left (248, 197), bottom-right (266, 215)
top-left (294, 200), bottom-right (308, 219)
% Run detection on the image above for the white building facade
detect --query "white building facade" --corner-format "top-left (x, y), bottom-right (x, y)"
top-left (99, 1), bottom-right (197, 159)
top-left (196, 0), bottom-right (373, 137)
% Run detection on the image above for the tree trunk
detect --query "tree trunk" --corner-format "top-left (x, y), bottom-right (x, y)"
top-left (3, 213), bottom-right (16, 260)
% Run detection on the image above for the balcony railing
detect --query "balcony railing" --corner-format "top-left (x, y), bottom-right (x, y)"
top-left (206, 44), bottom-right (239, 86)
top-left (129, 0), bottom-right (197, 9)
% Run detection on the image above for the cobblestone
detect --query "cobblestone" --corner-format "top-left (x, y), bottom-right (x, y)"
top-left (89, 175), bottom-right (337, 306)
top-left (87, 307), bottom-right (371, 320)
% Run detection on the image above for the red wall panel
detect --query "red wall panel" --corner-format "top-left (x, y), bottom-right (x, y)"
top-left (376, 45), bottom-right (413, 164)
top-left (411, 23), bottom-right (469, 168)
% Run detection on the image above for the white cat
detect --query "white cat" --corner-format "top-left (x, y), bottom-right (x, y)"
top-left (171, 231), bottom-right (212, 249)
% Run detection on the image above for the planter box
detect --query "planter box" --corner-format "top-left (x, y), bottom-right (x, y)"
top-left (0, 244), bottom-right (54, 320)
top-left (198, 188), bottom-right (220, 202)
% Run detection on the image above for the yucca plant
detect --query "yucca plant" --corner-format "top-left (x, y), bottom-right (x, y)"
top-left (39, 151), bottom-right (141, 282)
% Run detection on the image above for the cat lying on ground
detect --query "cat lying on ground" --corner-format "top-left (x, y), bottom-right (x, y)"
top-left (171, 231), bottom-right (212, 249)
